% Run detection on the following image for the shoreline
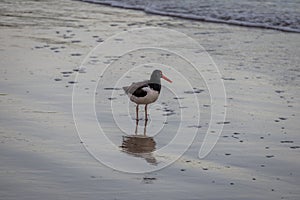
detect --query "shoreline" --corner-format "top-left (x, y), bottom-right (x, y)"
top-left (77, 0), bottom-right (300, 34)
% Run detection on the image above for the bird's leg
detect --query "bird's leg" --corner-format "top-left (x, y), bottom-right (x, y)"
top-left (145, 104), bottom-right (148, 121)
top-left (135, 105), bottom-right (139, 134)
top-left (143, 116), bottom-right (148, 136)
top-left (136, 104), bottom-right (139, 121)
top-left (135, 119), bottom-right (138, 134)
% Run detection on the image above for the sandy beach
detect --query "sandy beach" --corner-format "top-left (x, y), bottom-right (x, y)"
top-left (0, 0), bottom-right (299, 199)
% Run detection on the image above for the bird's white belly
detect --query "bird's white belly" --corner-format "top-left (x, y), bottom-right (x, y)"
top-left (130, 90), bottom-right (159, 105)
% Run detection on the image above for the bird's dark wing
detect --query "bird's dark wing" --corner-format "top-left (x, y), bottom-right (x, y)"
top-left (123, 80), bottom-right (149, 97)
top-left (132, 86), bottom-right (148, 97)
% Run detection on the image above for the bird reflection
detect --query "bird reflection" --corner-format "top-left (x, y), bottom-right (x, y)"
top-left (121, 119), bottom-right (157, 165)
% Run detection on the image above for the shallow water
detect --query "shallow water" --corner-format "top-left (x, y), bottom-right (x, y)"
top-left (80, 0), bottom-right (300, 33)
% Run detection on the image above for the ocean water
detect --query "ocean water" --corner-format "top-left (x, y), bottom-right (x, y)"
top-left (79, 0), bottom-right (300, 33)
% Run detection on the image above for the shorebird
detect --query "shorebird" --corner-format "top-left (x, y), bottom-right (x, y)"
top-left (123, 70), bottom-right (172, 122)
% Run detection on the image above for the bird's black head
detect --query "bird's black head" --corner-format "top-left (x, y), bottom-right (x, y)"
top-left (150, 70), bottom-right (162, 83)
top-left (150, 70), bottom-right (172, 83)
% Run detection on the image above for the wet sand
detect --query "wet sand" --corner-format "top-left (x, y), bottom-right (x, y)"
top-left (0, 0), bottom-right (299, 199)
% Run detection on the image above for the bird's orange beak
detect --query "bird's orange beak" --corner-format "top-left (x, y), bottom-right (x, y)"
top-left (162, 74), bottom-right (172, 83)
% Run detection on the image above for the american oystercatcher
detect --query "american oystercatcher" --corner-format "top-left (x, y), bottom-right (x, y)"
top-left (123, 70), bottom-right (172, 122)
